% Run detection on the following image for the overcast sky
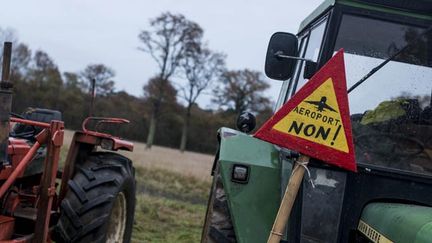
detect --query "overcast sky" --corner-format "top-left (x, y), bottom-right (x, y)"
top-left (0, 0), bottom-right (322, 108)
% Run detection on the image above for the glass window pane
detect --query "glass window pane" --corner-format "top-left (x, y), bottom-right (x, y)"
top-left (293, 19), bottom-right (327, 93)
top-left (275, 35), bottom-right (308, 110)
top-left (335, 14), bottom-right (432, 176)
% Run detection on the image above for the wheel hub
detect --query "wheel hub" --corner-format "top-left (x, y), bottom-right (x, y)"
top-left (106, 192), bottom-right (127, 243)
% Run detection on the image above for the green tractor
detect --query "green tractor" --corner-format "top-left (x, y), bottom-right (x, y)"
top-left (201, 0), bottom-right (432, 242)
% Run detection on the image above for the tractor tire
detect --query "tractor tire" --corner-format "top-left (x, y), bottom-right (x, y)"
top-left (54, 152), bottom-right (135, 243)
top-left (201, 164), bottom-right (237, 243)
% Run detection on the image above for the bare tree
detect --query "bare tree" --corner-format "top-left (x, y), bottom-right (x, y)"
top-left (11, 44), bottom-right (31, 76)
top-left (0, 27), bottom-right (17, 44)
top-left (26, 50), bottom-right (63, 109)
top-left (143, 76), bottom-right (177, 110)
top-left (138, 12), bottom-right (203, 149)
top-left (80, 64), bottom-right (115, 96)
top-left (178, 45), bottom-right (225, 152)
top-left (212, 69), bottom-right (271, 114)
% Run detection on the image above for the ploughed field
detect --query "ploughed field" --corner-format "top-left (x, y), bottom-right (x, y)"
top-left (62, 130), bottom-right (214, 242)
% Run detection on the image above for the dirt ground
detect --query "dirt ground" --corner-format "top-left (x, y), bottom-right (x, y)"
top-left (63, 130), bottom-right (214, 181)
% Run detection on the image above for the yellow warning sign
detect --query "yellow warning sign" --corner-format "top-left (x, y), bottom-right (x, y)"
top-left (273, 78), bottom-right (349, 153)
top-left (255, 50), bottom-right (356, 171)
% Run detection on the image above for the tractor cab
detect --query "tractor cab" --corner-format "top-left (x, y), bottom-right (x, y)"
top-left (271, 0), bottom-right (432, 176)
top-left (202, 1), bottom-right (432, 243)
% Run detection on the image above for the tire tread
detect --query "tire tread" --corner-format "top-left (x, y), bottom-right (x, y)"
top-left (202, 166), bottom-right (237, 243)
top-left (54, 152), bottom-right (135, 243)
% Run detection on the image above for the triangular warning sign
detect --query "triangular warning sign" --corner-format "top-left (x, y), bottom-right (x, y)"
top-left (255, 50), bottom-right (356, 172)
top-left (273, 78), bottom-right (349, 152)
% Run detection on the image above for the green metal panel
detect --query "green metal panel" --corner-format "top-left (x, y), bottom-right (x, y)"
top-left (298, 0), bottom-right (432, 33)
top-left (361, 203), bottom-right (432, 243)
top-left (217, 127), bottom-right (281, 243)
top-left (339, 0), bottom-right (432, 20)
top-left (416, 222), bottom-right (432, 243)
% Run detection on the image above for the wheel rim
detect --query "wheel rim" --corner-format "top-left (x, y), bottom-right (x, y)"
top-left (106, 192), bottom-right (127, 243)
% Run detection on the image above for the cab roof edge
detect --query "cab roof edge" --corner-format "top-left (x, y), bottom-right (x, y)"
top-left (298, 0), bottom-right (335, 34)
top-left (298, 0), bottom-right (432, 34)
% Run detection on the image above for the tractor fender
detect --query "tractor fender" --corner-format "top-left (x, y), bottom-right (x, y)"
top-left (211, 127), bottom-right (281, 243)
top-left (359, 203), bottom-right (432, 243)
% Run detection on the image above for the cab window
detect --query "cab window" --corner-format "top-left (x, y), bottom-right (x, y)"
top-left (274, 35), bottom-right (308, 111)
top-left (291, 17), bottom-right (328, 95)
top-left (336, 14), bottom-right (432, 176)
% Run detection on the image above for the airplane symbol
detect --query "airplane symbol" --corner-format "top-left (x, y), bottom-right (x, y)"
top-left (305, 96), bottom-right (337, 112)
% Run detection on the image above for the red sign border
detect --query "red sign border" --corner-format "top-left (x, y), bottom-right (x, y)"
top-left (254, 50), bottom-right (356, 172)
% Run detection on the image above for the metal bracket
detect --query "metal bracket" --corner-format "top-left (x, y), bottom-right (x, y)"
top-left (52, 130), bottom-right (64, 147)
top-left (275, 145), bottom-right (300, 160)
top-left (274, 51), bottom-right (313, 62)
top-left (47, 186), bottom-right (56, 197)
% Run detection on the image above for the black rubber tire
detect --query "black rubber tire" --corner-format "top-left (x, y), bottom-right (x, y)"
top-left (54, 152), bottom-right (136, 243)
top-left (201, 164), bottom-right (237, 243)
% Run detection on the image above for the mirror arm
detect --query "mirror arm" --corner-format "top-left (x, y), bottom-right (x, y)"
top-left (274, 51), bottom-right (313, 62)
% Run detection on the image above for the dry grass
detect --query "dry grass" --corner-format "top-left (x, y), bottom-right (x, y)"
top-left (132, 194), bottom-right (206, 243)
top-left (62, 130), bottom-right (214, 181)
top-left (132, 167), bottom-right (211, 242)
top-left (122, 143), bottom-right (214, 182)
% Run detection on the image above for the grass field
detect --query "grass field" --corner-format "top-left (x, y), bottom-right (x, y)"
top-left (62, 130), bottom-right (214, 242)
top-left (132, 167), bottom-right (211, 242)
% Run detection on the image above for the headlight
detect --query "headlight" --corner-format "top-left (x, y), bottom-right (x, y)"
top-left (231, 164), bottom-right (249, 183)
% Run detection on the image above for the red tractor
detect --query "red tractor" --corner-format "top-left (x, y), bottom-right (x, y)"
top-left (0, 42), bottom-right (136, 242)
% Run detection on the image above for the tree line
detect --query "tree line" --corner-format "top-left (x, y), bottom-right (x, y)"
top-left (0, 13), bottom-right (273, 154)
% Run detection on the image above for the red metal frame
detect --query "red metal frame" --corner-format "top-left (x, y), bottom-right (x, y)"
top-left (34, 121), bottom-right (63, 242)
top-left (10, 117), bottom-right (51, 128)
top-left (0, 118), bottom-right (58, 242)
top-left (58, 117), bottom-right (133, 205)
top-left (0, 141), bottom-right (41, 199)
top-left (0, 139), bottom-right (31, 181)
top-left (82, 117), bottom-right (129, 135)
top-left (0, 116), bottom-right (133, 242)
top-left (81, 117), bottom-right (134, 151)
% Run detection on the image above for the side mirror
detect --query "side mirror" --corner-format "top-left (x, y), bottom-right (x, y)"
top-left (265, 32), bottom-right (298, 81)
top-left (236, 112), bottom-right (256, 133)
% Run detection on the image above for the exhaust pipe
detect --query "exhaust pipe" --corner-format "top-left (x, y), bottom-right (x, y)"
top-left (0, 42), bottom-right (13, 168)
